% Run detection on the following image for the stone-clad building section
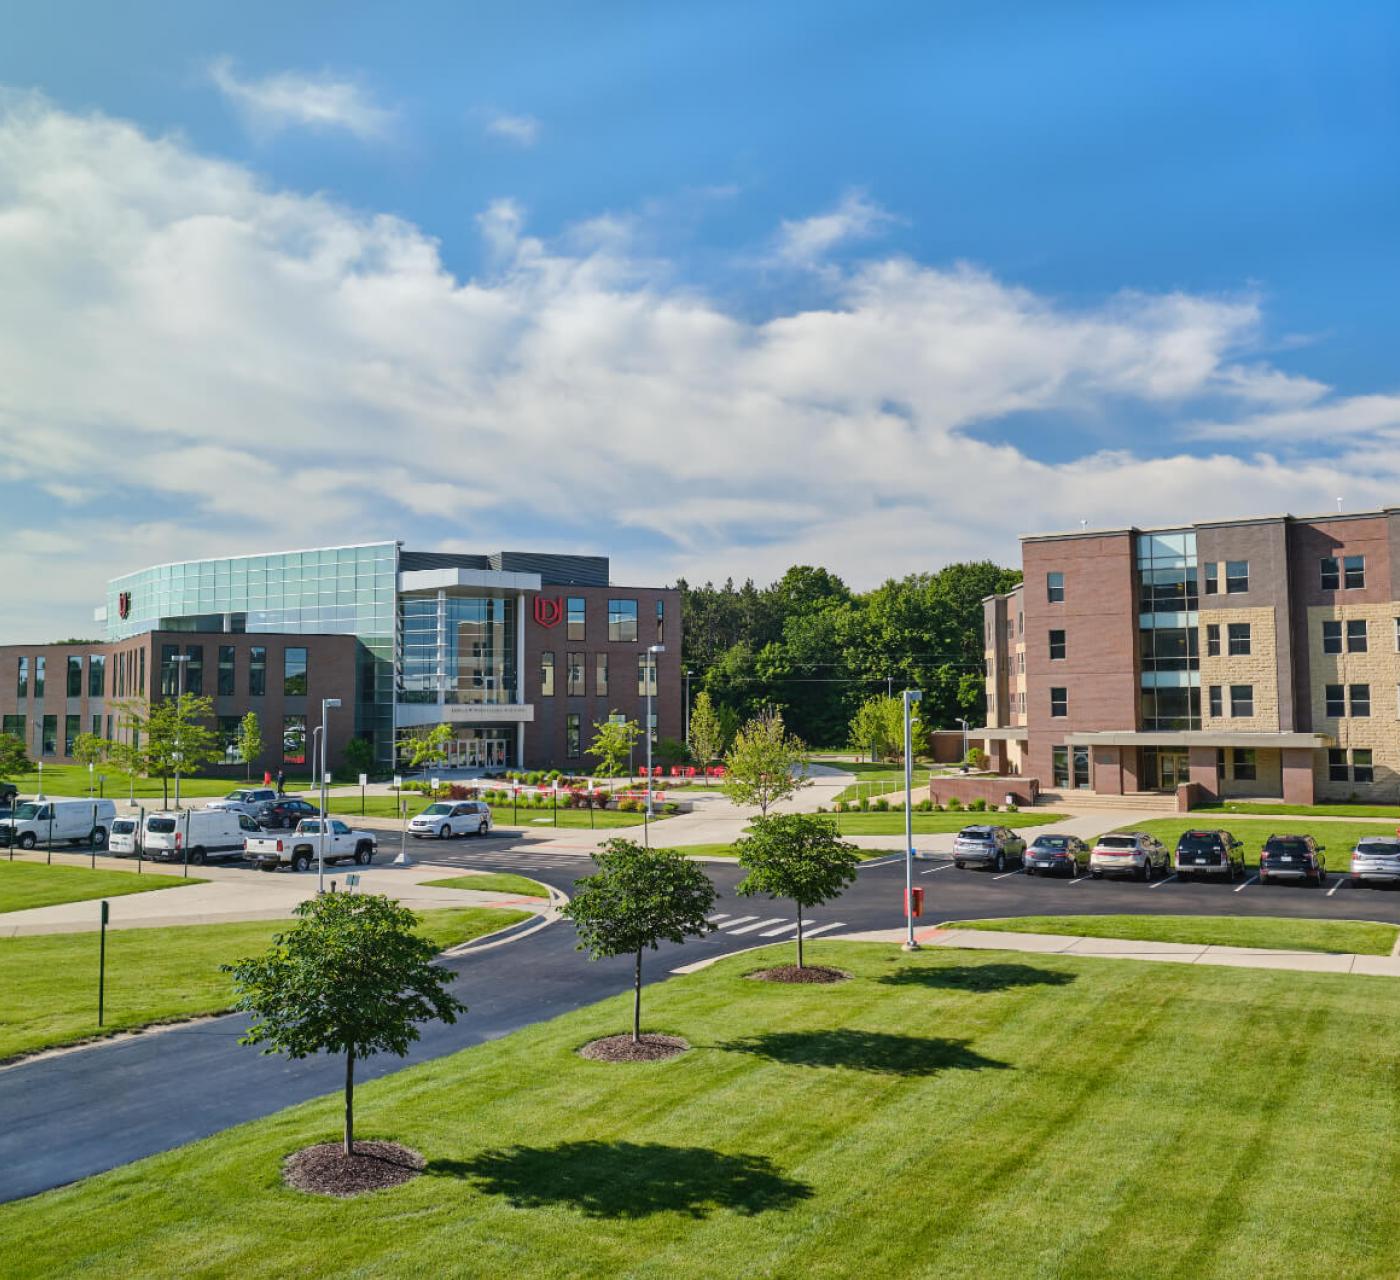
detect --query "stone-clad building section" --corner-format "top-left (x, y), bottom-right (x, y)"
top-left (979, 508), bottom-right (1400, 806)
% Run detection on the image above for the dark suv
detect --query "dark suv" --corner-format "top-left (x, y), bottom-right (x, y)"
top-left (1173, 829), bottom-right (1246, 881)
top-left (250, 798), bottom-right (322, 830)
top-left (1259, 834), bottom-right (1326, 887)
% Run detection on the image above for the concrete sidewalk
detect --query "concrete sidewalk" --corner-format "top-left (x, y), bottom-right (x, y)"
top-left (834, 925), bottom-right (1400, 976)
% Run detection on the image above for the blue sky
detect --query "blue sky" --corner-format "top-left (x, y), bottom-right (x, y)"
top-left (4, 2), bottom-right (1400, 636)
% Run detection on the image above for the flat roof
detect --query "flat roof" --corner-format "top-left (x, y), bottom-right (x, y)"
top-left (1062, 730), bottom-right (1331, 750)
top-left (1021, 507), bottom-right (1400, 545)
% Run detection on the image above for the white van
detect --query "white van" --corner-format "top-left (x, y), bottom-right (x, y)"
top-left (108, 816), bottom-right (142, 857)
top-left (0, 798), bottom-right (118, 850)
top-left (143, 809), bottom-right (261, 865)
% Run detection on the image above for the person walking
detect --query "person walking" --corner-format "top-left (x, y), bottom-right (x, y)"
top-left (275, 769), bottom-right (285, 797)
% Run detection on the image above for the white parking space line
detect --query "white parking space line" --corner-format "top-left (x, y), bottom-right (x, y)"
top-left (758, 922), bottom-right (800, 937)
top-left (1066, 874), bottom-right (1086, 885)
top-left (1327, 878), bottom-right (1345, 897)
top-left (1149, 873), bottom-right (1177, 890)
top-left (860, 856), bottom-right (904, 869)
top-left (799, 922), bottom-right (846, 939)
top-left (1234, 874), bottom-right (1258, 893)
top-left (993, 868), bottom-right (1022, 881)
top-left (728, 917), bottom-right (788, 935)
top-left (920, 864), bottom-right (957, 876)
top-left (716, 915), bottom-right (760, 930)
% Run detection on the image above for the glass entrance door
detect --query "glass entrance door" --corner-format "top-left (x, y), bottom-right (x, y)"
top-left (1143, 747), bottom-right (1189, 791)
top-left (1072, 746), bottom-right (1091, 789)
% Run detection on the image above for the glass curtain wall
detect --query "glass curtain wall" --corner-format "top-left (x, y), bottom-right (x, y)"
top-left (398, 595), bottom-right (518, 704)
top-left (1136, 531), bottom-right (1201, 731)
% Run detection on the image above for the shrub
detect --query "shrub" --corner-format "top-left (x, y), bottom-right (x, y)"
top-left (1005, 804), bottom-right (1019, 812)
top-left (946, 797), bottom-right (962, 811)
top-left (872, 797), bottom-right (889, 812)
top-left (833, 800), bottom-right (847, 813)
top-left (915, 798), bottom-right (932, 812)
top-left (967, 798), bottom-right (987, 812)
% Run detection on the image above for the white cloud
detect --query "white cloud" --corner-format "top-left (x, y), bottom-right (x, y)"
top-left (2, 96), bottom-right (1399, 639)
top-left (482, 111), bottom-right (540, 147)
top-left (772, 189), bottom-right (895, 267)
top-left (208, 58), bottom-right (393, 140)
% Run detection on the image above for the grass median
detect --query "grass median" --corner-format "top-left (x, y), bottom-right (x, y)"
top-left (1112, 818), bottom-right (1394, 871)
top-left (0, 906), bottom-right (528, 1062)
top-left (420, 873), bottom-right (550, 899)
top-left (670, 842), bottom-right (903, 860)
top-left (949, 914), bottom-right (1399, 955)
top-left (0, 860), bottom-right (200, 914)
top-left (322, 793), bottom-right (659, 828)
top-left (9, 943), bottom-right (1400, 1276)
top-left (829, 810), bottom-right (1063, 836)
top-left (1196, 801), bottom-right (1400, 819)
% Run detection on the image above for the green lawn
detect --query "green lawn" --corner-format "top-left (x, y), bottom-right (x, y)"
top-left (671, 842), bottom-right (903, 861)
top-left (1113, 818), bottom-right (1389, 870)
top-left (420, 873), bottom-right (551, 899)
top-left (1196, 801), bottom-right (1400, 820)
top-left (830, 811), bottom-right (1064, 835)
top-left (0, 860), bottom-right (200, 915)
top-left (0, 907), bottom-right (527, 1062)
top-left (950, 914), bottom-right (1399, 956)
top-left (10, 944), bottom-right (1400, 1277)
top-left (323, 793), bottom-right (658, 828)
top-left (832, 761), bottom-right (937, 802)
top-left (3, 764), bottom-right (313, 802)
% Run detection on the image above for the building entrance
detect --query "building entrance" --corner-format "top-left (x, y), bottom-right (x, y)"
top-left (1142, 747), bottom-right (1189, 792)
top-left (446, 730), bottom-right (512, 770)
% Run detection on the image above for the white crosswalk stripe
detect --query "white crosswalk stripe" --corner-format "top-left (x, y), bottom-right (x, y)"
top-left (727, 917), bottom-right (787, 935)
top-left (716, 915), bottom-right (760, 929)
top-left (707, 914), bottom-right (731, 924)
top-left (758, 922), bottom-right (800, 937)
top-left (797, 922), bottom-right (845, 938)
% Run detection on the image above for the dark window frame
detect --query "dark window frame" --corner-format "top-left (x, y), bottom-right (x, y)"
top-left (1229, 684), bottom-right (1253, 717)
top-left (1227, 623), bottom-right (1251, 656)
top-left (1345, 555), bottom-right (1366, 589)
top-left (1046, 571), bottom-right (1065, 603)
top-left (1225, 561), bottom-right (1249, 594)
top-left (1322, 620), bottom-right (1342, 654)
top-left (1347, 619), bottom-right (1368, 653)
top-left (1048, 629), bottom-right (1066, 660)
top-left (1049, 686), bottom-right (1067, 718)
top-left (1205, 624), bottom-right (1220, 657)
top-left (1325, 684), bottom-right (1345, 717)
top-left (1350, 683), bottom-right (1371, 717)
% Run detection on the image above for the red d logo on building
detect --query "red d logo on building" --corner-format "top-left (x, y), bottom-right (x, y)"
top-left (118, 591), bottom-right (131, 620)
top-left (533, 596), bottom-right (563, 628)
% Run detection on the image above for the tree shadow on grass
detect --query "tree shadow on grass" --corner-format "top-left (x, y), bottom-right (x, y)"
top-left (878, 963), bottom-right (1077, 992)
top-left (430, 1141), bottom-right (812, 1219)
top-left (717, 1029), bottom-right (1010, 1077)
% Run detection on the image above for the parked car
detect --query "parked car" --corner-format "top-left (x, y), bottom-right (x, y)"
top-left (952, 825), bottom-right (1026, 872)
top-left (108, 817), bottom-right (142, 857)
top-left (143, 808), bottom-right (261, 864)
top-left (0, 781), bottom-right (17, 810)
top-left (245, 819), bottom-right (377, 872)
top-left (1173, 829), bottom-right (1246, 881)
top-left (1089, 832), bottom-right (1170, 881)
top-left (1258, 834), bottom-right (1326, 886)
top-left (1350, 838), bottom-right (1400, 888)
top-left (0, 798), bottom-right (117, 850)
top-left (206, 788), bottom-right (278, 817)
top-left (1024, 833), bottom-right (1089, 877)
top-left (250, 798), bottom-right (322, 830)
top-left (409, 800), bottom-right (493, 840)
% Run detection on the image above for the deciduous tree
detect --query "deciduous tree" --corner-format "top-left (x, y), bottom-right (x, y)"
top-left (0, 732), bottom-right (31, 779)
top-left (687, 691), bottom-right (725, 786)
top-left (237, 711), bottom-right (263, 781)
top-left (588, 715), bottom-right (640, 778)
top-left (113, 693), bottom-right (222, 808)
top-left (721, 708), bottom-right (810, 818)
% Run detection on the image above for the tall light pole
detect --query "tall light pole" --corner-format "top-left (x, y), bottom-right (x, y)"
top-left (318, 697), bottom-right (341, 894)
top-left (956, 717), bottom-right (970, 766)
top-left (645, 644), bottom-right (664, 822)
top-left (34, 721), bottom-right (43, 798)
top-left (903, 688), bottom-right (923, 952)
top-left (683, 669), bottom-right (693, 748)
top-left (171, 654), bottom-right (190, 809)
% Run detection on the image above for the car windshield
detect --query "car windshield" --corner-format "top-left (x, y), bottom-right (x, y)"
top-left (958, 827), bottom-right (994, 839)
top-left (223, 792), bottom-right (249, 800)
top-left (146, 818), bottom-right (176, 834)
top-left (111, 820), bottom-right (137, 834)
top-left (423, 804), bottom-right (453, 815)
top-left (1177, 833), bottom-right (1223, 852)
top-left (1032, 836), bottom-right (1069, 850)
top-left (1356, 842), bottom-right (1400, 857)
top-left (1097, 837), bottom-right (1139, 850)
top-left (12, 803), bottom-right (44, 820)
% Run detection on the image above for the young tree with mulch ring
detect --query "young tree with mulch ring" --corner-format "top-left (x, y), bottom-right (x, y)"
top-left (736, 813), bottom-right (860, 976)
top-left (563, 837), bottom-right (716, 1056)
top-left (223, 893), bottom-right (466, 1180)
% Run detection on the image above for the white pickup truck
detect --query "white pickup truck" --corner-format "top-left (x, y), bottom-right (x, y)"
top-left (245, 819), bottom-right (377, 873)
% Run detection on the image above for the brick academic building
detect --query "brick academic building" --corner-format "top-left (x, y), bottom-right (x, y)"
top-left (979, 508), bottom-right (1400, 807)
top-left (0, 545), bottom-right (680, 775)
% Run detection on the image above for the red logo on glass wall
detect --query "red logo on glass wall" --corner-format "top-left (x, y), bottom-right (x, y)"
top-left (533, 596), bottom-right (563, 628)
top-left (118, 592), bottom-right (131, 620)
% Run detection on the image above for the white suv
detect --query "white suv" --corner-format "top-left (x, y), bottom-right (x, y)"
top-left (207, 788), bottom-right (278, 816)
top-left (409, 800), bottom-right (493, 839)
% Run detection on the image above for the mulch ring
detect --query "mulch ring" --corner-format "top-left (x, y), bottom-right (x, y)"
top-left (283, 1141), bottom-right (426, 1197)
top-left (747, 964), bottom-right (850, 984)
top-left (578, 1033), bottom-right (690, 1062)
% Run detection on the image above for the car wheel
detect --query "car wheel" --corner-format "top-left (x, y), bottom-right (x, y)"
top-left (91, 826), bottom-right (107, 849)
top-left (292, 852), bottom-right (311, 873)
top-left (954, 860), bottom-right (965, 870)
top-left (189, 848), bottom-right (207, 866)
top-left (1090, 869), bottom-right (1103, 879)
top-left (18, 832), bottom-right (35, 850)
top-left (1025, 866), bottom-right (1034, 877)
top-left (478, 820), bottom-right (489, 837)
top-left (1137, 863), bottom-right (1150, 882)
top-left (439, 824), bottom-right (452, 840)
top-left (355, 846), bottom-right (371, 866)
top-left (994, 851), bottom-right (1006, 872)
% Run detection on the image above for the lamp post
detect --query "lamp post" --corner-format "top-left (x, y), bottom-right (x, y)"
top-left (956, 717), bottom-right (970, 766)
top-left (171, 654), bottom-right (190, 809)
top-left (645, 644), bottom-right (664, 825)
top-left (683, 669), bottom-right (693, 748)
top-left (34, 721), bottom-right (43, 799)
top-left (903, 688), bottom-right (923, 952)
top-left (318, 698), bottom-right (341, 893)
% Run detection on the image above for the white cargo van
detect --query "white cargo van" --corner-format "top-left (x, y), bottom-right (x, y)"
top-left (0, 798), bottom-right (117, 850)
top-left (108, 816), bottom-right (142, 857)
top-left (143, 809), bottom-right (261, 864)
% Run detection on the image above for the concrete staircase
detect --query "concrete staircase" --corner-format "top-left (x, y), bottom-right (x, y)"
top-left (1037, 791), bottom-right (1179, 813)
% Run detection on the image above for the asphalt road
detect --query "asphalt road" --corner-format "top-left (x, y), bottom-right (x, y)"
top-left (7, 843), bottom-right (1400, 1203)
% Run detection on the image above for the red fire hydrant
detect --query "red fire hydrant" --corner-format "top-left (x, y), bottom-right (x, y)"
top-left (905, 886), bottom-right (924, 918)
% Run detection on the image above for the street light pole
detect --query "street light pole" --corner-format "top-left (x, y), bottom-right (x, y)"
top-left (172, 655), bottom-right (190, 809)
top-left (34, 721), bottom-right (43, 798)
top-left (903, 688), bottom-right (923, 952)
top-left (956, 717), bottom-right (970, 765)
top-left (683, 669), bottom-right (692, 748)
top-left (645, 644), bottom-right (665, 823)
top-left (318, 698), bottom-right (341, 893)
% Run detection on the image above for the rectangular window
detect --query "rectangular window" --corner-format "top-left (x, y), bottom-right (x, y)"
top-left (283, 647), bottom-right (307, 696)
top-left (656, 599), bottom-right (665, 645)
top-left (540, 651), bottom-right (554, 697)
top-left (1353, 749), bottom-right (1375, 784)
top-left (1018, 611), bottom-right (1024, 636)
top-left (41, 714), bottom-right (56, 756)
top-left (160, 644), bottom-right (180, 696)
top-left (1, 715), bottom-right (24, 742)
top-left (566, 597), bottom-right (586, 641)
top-left (184, 645), bottom-right (204, 696)
top-left (1203, 563), bottom-right (1219, 595)
top-left (282, 715), bottom-right (307, 765)
top-left (1328, 748), bottom-right (1349, 782)
top-left (138, 648), bottom-right (145, 695)
top-left (1320, 556), bottom-right (1340, 590)
top-left (638, 653), bottom-right (658, 697)
top-left (1006, 619), bottom-right (1014, 642)
top-left (1205, 624), bottom-right (1220, 657)
top-left (16, 656), bottom-right (27, 699)
top-left (1350, 683), bottom-right (1371, 717)
top-left (1046, 572), bottom-right (1064, 603)
top-left (64, 714), bottom-right (79, 756)
top-left (1208, 685), bottom-right (1222, 717)
top-left (34, 656), bottom-right (45, 699)
top-left (1325, 684), bottom-right (1345, 717)
top-left (1227, 623), bottom-right (1251, 656)
top-left (1229, 685), bottom-right (1253, 717)
top-left (608, 599), bottom-right (638, 642)
top-left (1017, 651), bottom-right (1025, 674)
top-left (1048, 629), bottom-right (1066, 660)
top-left (88, 655), bottom-right (105, 698)
top-left (1347, 619), bottom-right (1368, 653)
top-left (218, 716), bottom-right (242, 761)
top-left (1232, 748), bottom-right (1257, 782)
top-left (1052, 746), bottom-right (1070, 788)
top-left (1345, 555), bottom-right (1366, 589)
top-left (1049, 687), bottom-right (1067, 718)
top-left (249, 646), bottom-right (266, 697)
top-left (66, 656), bottom-right (83, 698)
top-left (218, 646), bottom-right (235, 697)
top-left (567, 652), bottom-right (585, 697)
top-left (1322, 621), bottom-right (1342, 654)
top-left (1226, 561), bottom-right (1249, 593)
top-left (566, 713), bottom-right (581, 759)
top-left (90, 714), bottom-right (101, 738)
top-left (1395, 618), bottom-right (1400, 652)
top-left (596, 653), bottom-right (608, 696)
